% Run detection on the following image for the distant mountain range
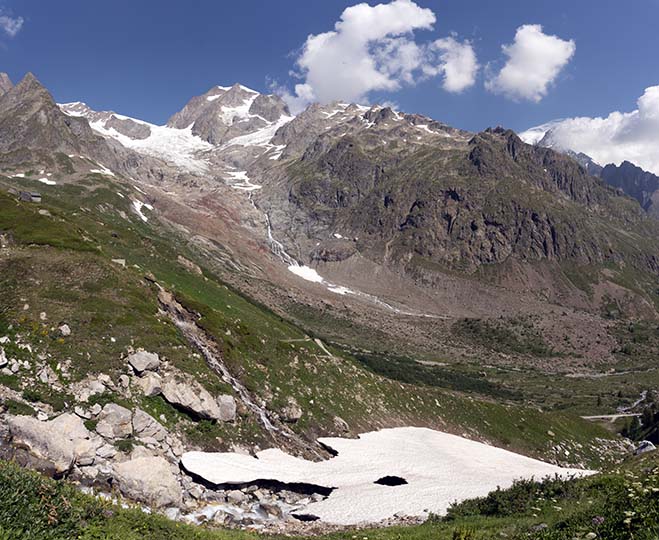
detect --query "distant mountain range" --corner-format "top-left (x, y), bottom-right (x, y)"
top-left (521, 122), bottom-right (659, 218)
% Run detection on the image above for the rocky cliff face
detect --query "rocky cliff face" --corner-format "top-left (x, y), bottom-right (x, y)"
top-left (601, 161), bottom-right (659, 217)
top-left (260, 119), bottom-right (659, 280)
top-left (0, 73), bottom-right (143, 176)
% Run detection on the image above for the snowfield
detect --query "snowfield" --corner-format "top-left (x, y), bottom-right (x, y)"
top-left (182, 427), bottom-right (594, 526)
top-left (90, 120), bottom-right (213, 174)
top-left (59, 102), bottom-right (213, 174)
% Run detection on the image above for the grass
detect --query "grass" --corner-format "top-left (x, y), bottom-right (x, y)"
top-left (453, 317), bottom-right (558, 358)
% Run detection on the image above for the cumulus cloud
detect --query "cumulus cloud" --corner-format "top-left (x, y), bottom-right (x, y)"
top-left (0, 9), bottom-right (23, 38)
top-left (520, 85), bottom-right (659, 175)
top-left (486, 24), bottom-right (575, 102)
top-left (431, 36), bottom-right (478, 93)
top-left (280, 0), bottom-right (478, 112)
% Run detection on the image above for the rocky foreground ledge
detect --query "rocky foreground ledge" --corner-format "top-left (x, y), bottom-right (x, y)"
top-left (0, 338), bottom-right (633, 534)
top-left (0, 396), bottom-right (597, 532)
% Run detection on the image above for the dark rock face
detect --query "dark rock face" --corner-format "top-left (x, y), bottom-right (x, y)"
top-left (565, 150), bottom-right (603, 176)
top-left (0, 73), bottom-right (165, 182)
top-left (601, 161), bottom-right (659, 217)
top-left (263, 124), bottom-right (659, 279)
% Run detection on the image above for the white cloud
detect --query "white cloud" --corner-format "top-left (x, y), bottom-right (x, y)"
top-left (0, 10), bottom-right (23, 38)
top-left (520, 85), bottom-right (659, 175)
top-left (486, 24), bottom-right (575, 102)
top-left (432, 36), bottom-right (478, 93)
top-left (279, 0), bottom-right (477, 112)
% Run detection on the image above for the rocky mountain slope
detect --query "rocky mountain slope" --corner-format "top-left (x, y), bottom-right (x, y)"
top-left (521, 124), bottom-right (659, 219)
top-left (600, 160), bottom-right (659, 217)
top-left (0, 71), bottom-right (656, 530)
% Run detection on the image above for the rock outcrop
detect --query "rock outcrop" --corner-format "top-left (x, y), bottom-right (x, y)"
top-left (7, 414), bottom-right (101, 474)
top-left (161, 377), bottom-right (235, 422)
top-left (95, 403), bottom-right (133, 439)
top-left (132, 408), bottom-right (167, 443)
top-left (127, 350), bottom-right (160, 374)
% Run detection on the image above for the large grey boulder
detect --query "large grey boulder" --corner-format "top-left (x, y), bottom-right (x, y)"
top-left (161, 377), bottom-right (233, 421)
top-left (113, 456), bottom-right (182, 508)
top-left (7, 413), bottom-right (101, 474)
top-left (217, 394), bottom-right (237, 422)
top-left (96, 403), bottom-right (133, 439)
top-left (127, 350), bottom-right (160, 374)
top-left (132, 409), bottom-right (167, 442)
top-left (135, 371), bottom-right (162, 396)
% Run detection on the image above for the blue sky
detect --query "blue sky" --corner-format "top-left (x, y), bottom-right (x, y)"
top-left (1, 0), bottom-right (658, 134)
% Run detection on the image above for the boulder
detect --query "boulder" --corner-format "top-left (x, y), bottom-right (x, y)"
top-left (161, 378), bottom-right (227, 421)
top-left (113, 456), bottom-right (182, 508)
top-left (95, 403), bottom-right (133, 439)
top-left (132, 408), bottom-right (167, 442)
top-left (0, 347), bottom-right (6, 368)
top-left (135, 372), bottom-right (162, 397)
top-left (7, 413), bottom-right (101, 474)
top-left (635, 440), bottom-right (656, 455)
top-left (127, 350), bottom-right (160, 374)
top-left (71, 377), bottom-right (106, 403)
top-left (217, 395), bottom-right (237, 422)
top-left (280, 397), bottom-right (302, 423)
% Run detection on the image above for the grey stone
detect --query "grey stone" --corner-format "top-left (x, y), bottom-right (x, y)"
top-left (280, 397), bottom-right (302, 423)
top-left (96, 403), bottom-right (133, 439)
top-left (132, 408), bottom-right (167, 442)
top-left (127, 350), bottom-right (160, 374)
top-left (96, 443), bottom-right (117, 459)
top-left (113, 456), bottom-right (182, 508)
top-left (58, 324), bottom-right (71, 337)
top-left (135, 372), bottom-right (162, 397)
top-left (161, 377), bottom-right (227, 421)
top-left (217, 394), bottom-right (237, 422)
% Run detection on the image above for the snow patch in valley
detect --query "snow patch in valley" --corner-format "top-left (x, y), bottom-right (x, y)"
top-left (182, 427), bottom-right (594, 526)
top-left (287, 265), bottom-right (324, 283)
top-left (38, 177), bottom-right (56, 185)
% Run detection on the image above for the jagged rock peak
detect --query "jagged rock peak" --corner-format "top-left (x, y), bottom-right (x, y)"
top-left (0, 73), bottom-right (13, 95)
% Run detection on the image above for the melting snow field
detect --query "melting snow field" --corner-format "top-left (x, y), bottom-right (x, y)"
top-left (182, 427), bottom-right (594, 525)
